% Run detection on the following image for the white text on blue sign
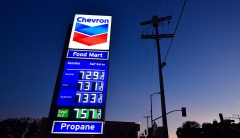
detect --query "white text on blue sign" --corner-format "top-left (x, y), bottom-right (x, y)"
top-left (51, 121), bottom-right (103, 134)
top-left (67, 50), bottom-right (109, 60)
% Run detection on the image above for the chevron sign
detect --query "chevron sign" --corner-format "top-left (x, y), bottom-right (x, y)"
top-left (68, 14), bottom-right (112, 50)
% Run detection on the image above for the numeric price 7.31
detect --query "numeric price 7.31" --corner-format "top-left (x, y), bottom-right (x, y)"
top-left (77, 81), bottom-right (104, 91)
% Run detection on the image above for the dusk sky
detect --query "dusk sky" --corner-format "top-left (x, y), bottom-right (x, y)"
top-left (1, 0), bottom-right (240, 138)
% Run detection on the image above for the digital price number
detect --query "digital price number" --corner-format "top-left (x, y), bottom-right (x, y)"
top-left (74, 108), bottom-right (103, 120)
top-left (79, 71), bottom-right (105, 80)
top-left (77, 81), bottom-right (104, 91)
top-left (56, 108), bottom-right (104, 121)
top-left (75, 93), bottom-right (102, 104)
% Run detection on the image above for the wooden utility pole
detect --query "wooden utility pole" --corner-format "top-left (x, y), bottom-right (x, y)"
top-left (140, 15), bottom-right (174, 138)
top-left (143, 116), bottom-right (151, 130)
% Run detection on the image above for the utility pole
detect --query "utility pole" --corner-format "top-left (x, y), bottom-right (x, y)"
top-left (140, 15), bottom-right (174, 138)
top-left (150, 95), bottom-right (153, 127)
top-left (143, 116), bottom-right (151, 130)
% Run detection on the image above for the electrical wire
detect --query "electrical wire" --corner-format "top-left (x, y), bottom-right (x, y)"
top-left (154, 0), bottom-right (157, 14)
top-left (148, 0), bottom-right (150, 19)
top-left (146, 39), bottom-right (150, 108)
top-left (170, 0), bottom-right (176, 15)
top-left (142, 25), bottom-right (151, 34)
top-left (159, 0), bottom-right (163, 16)
top-left (165, 0), bottom-right (169, 16)
top-left (141, 0), bottom-right (145, 34)
top-left (150, 43), bottom-right (156, 95)
top-left (162, 0), bottom-right (174, 59)
top-left (143, 0), bottom-right (149, 110)
top-left (154, 71), bottom-right (159, 93)
top-left (163, 0), bottom-right (187, 62)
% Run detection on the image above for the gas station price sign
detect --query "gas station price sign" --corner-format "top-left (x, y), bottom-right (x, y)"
top-left (49, 14), bottom-right (112, 135)
top-left (57, 59), bottom-right (109, 107)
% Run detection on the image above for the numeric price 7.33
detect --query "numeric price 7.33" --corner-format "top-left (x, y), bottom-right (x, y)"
top-left (76, 93), bottom-right (102, 104)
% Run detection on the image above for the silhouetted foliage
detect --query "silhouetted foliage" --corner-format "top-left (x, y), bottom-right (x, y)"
top-left (180, 121), bottom-right (200, 129)
top-left (0, 117), bottom-right (41, 138)
top-left (176, 121), bottom-right (201, 138)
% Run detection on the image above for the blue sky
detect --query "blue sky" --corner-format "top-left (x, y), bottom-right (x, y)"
top-left (1, 0), bottom-right (240, 137)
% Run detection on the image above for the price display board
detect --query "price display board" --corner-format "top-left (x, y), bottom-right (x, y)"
top-left (57, 59), bottom-right (109, 107)
top-left (51, 59), bottom-right (109, 134)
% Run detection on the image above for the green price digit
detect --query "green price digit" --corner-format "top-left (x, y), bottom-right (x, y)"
top-left (97, 109), bottom-right (102, 119)
top-left (74, 108), bottom-right (89, 119)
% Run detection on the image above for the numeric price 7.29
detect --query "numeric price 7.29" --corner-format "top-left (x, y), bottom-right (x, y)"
top-left (79, 71), bottom-right (105, 80)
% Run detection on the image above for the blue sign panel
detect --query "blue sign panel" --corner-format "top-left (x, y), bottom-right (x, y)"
top-left (49, 15), bottom-right (111, 136)
top-left (52, 121), bottom-right (103, 134)
top-left (57, 59), bottom-right (109, 107)
top-left (67, 50), bottom-right (109, 60)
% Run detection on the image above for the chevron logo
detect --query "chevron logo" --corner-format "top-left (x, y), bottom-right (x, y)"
top-left (73, 22), bottom-right (109, 46)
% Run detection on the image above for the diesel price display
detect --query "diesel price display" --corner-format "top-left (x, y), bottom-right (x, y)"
top-left (56, 107), bottom-right (105, 121)
top-left (57, 59), bottom-right (109, 107)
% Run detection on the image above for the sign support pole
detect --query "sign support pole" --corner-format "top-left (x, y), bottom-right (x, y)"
top-left (44, 24), bottom-right (73, 138)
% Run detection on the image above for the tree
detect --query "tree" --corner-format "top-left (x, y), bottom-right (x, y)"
top-left (181, 121), bottom-right (200, 129)
top-left (176, 121), bottom-right (201, 138)
top-left (0, 117), bottom-right (41, 138)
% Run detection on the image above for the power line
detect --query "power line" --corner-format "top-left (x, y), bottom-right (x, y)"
top-left (142, 0), bottom-right (152, 110)
top-left (154, 0), bottom-right (157, 14)
top-left (159, 0), bottom-right (163, 16)
top-left (162, 0), bottom-right (175, 60)
top-left (165, 0), bottom-right (169, 16)
top-left (142, 0), bottom-right (145, 23)
top-left (163, 0), bottom-right (187, 62)
top-left (148, 0), bottom-right (150, 19)
top-left (170, 0), bottom-right (176, 15)
top-left (146, 36), bottom-right (149, 108)
top-left (150, 43), bottom-right (156, 94)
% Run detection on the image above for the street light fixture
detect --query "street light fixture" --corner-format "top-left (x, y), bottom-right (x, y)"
top-left (150, 92), bottom-right (161, 126)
